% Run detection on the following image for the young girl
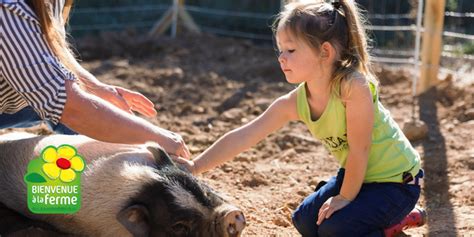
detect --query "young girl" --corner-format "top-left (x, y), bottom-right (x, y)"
top-left (176, 1), bottom-right (424, 236)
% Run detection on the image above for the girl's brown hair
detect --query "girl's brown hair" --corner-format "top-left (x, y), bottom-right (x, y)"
top-left (30, 0), bottom-right (78, 76)
top-left (273, 0), bottom-right (377, 97)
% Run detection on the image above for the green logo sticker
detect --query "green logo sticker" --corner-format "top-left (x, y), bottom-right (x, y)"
top-left (24, 145), bottom-right (86, 214)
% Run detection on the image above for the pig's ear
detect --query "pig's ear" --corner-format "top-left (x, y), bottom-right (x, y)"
top-left (117, 204), bottom-right (150, 237)
top-left (147, 144), bottom-right (175, 167)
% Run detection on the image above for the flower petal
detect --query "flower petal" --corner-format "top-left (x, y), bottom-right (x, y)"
top-left (43, 163), bottom-right (60, 180)
top-left (59, 169), bottom-right (76, 183)
top-left (57, 145), bottom-right (76, 159)
top-left (42, 147), bottom-right (58, 163)
top-left (70, 156), bottom-right (85, 172)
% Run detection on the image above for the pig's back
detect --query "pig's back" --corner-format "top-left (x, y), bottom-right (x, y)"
top-left (0, 134), bottom-right (45, 215)
top-left (0, 134), bottom-right (148, 218)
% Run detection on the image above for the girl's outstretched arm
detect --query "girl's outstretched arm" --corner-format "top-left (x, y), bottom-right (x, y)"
top-left (189, 92), bottom-right (298, 174)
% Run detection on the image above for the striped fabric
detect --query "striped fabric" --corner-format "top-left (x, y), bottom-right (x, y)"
top-left (0, 0), bottom-right (76, 125)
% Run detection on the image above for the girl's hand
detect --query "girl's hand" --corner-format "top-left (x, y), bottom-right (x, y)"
top-left (91, 83), bottom-right (157, 117)
top-left (316, 195), bottom-right (351, 225)
top-left (171, 155), bottom-right (197, 174)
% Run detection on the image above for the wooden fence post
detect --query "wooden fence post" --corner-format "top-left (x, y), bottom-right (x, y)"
top-left (171, 0), bottom-right (180, 38)
top-left (418, 0), bottom-right (446, 94)
top-left (149, 0), bottom-right (200, 39)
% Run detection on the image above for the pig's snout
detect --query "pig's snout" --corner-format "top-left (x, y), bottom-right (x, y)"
top-left (223, 209), bottom-right (246, 237)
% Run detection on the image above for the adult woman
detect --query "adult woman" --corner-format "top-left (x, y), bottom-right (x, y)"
top-left (0, 0), bottom-right (190, 158)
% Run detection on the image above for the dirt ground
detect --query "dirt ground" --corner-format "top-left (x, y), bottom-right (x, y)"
top-left (4, 31), bottom-right (473, 236)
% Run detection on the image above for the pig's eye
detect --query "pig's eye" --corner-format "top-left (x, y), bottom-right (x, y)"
top-left (171, 221), bottom-right (191, 235)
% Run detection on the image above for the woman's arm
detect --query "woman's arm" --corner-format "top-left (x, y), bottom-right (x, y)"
top-left (60, 80), bottom-right (190, 158)
top-left (190, 92), bottom-right (298, 174)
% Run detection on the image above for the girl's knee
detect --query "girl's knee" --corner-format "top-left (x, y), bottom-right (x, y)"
top-left (291, 207), bottom-right (304, 229)
top-left (317, 217), bottom-right (361, 237)
top-left (317, 219), bottom-right (340, 237)
top-left (292, 206), bottom-right (317, 237)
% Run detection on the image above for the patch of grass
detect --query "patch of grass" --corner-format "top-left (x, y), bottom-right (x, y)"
top-left (463, 42), bottom-right (474, 55)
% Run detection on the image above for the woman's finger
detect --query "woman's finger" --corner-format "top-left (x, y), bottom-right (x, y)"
top-left (114, 96), bottom-right (133, 114)
top-left (130, 102), bottom-right (156, 117)
top-left (110, 88), bottom-right (133, 113)
top-left (183, 146), bottom-right (191, 159)
top-left (183, 143), bottom-right (191, 159)
top-left (117, 87), bottom-right (155, 107)
top-left (134, 101), bottom-right (157, 117)
top-left (135, 93), bottom-right (156, 109)
top-left (129, 95), bottom-right (156, 116)
top-left (171, 155), bottom-right (187, 164)
top-left (117, 88), bottom-right (157, 117)
top-left (177, 147), bottom-right (190, 160)
top-left (123, 88), bottom-right (155, 107)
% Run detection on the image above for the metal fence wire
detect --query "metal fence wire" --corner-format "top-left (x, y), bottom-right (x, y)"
top-left (68, 0), bottom-right (474, 83)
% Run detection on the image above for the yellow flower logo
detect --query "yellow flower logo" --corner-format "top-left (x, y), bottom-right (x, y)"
top-left (41, 145), bottom-right (85, 183)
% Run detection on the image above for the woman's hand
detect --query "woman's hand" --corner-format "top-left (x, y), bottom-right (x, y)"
top-left (316, 195), bottom-right (351, 225)
top-left (115, 87), bottom-right (157, 117)
top-left (91, 83), bottom-right (157, 118)
top-left (158, 130), bottom-right (191, 159)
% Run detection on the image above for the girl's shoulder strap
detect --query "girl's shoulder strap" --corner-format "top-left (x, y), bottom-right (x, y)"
top-left (295, 83), bottom-right (310, 123)
top-left (368, 81), bottom-right (378, 102)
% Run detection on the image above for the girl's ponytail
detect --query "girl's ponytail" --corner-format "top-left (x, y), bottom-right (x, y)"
top-left (338, 0), bottom-right (377, 87)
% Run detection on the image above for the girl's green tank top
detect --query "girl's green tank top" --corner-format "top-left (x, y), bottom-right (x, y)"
top-left (296, 82), bottom-right (420, 183)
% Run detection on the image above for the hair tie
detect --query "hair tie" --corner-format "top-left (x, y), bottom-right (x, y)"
top-left (331, 0), bottom-right (341, 10)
